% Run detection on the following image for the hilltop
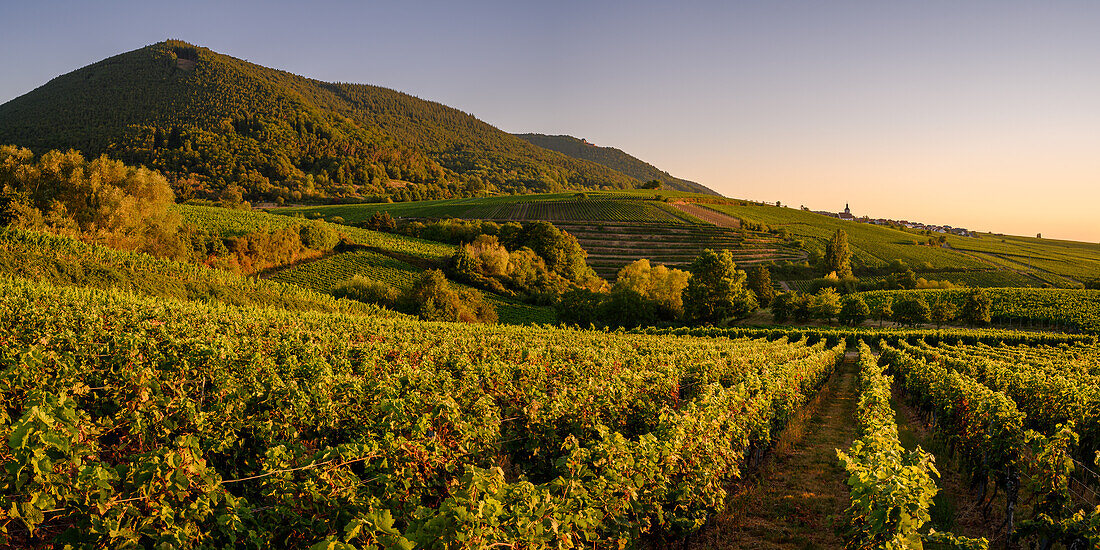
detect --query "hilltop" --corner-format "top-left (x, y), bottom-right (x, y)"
top-left (0, 40), bottom-right (645, 204)
top-left (514, 133), bottom-right (719, 195)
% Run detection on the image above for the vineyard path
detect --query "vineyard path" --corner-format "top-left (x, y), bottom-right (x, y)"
top-left (679, 351), bottom-right (859, 549)
top-left (669, 201), bottom-right (741, 229)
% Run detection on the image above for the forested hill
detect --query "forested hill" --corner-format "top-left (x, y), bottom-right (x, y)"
top-left (0, 40), bottom-right (639, 204)
top-left (515, 133), bottom-right (719, 195)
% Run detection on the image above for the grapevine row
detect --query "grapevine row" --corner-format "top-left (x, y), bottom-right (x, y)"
top-left (0, 277), bottom-right (841, 548)
top-left (836, 342), bottom-right (985, 548)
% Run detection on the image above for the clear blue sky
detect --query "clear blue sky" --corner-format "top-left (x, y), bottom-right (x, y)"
top-left (3, 1), bottom-right (1099, 241)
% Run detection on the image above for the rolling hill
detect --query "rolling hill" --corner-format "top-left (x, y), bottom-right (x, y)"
top-left (0, 40), bottom-right (643, 204)
top-left (278, 191), bottom-right (1100, 288)
top-left (514, 133), bottom-right (719, 195)
top-left (706, 201), bottom-right (1100, 286)
top-left (276, 191), bottom-right (805, 279)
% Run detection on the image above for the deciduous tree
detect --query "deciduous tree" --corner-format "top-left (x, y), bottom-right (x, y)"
top-left (839, 295), bottom-right (870, 326)
top-left (747, 265), bottom-right (776, 308)
top-left (682, 249), bottom-right (757, 324)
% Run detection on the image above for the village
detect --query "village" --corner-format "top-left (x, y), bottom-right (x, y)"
top-left (813, 203), bottom-right (975, 237)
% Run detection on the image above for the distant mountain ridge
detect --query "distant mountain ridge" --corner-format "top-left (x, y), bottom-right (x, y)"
top-left (515, 133), bottom-right (719, 195)
top-left (0, 40), bottom-right (641, 203)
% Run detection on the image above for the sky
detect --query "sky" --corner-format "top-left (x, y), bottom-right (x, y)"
top-left (2, 1), bottom-right (1099, 242)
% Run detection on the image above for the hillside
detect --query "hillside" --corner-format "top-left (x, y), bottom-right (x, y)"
top-left (278, 192), bottom-right (1100, 288)
top-left (0, 40), bottom-right (640, 204)
top-left (515, 133), bottom-right (719, 195)
top-left (277, 191), bottom-right (805, 278)
top-left (178, 204), bottom-right (555, 324)
top-left (705, 201), bottom-right (1100, 286)
top-left (0, 226), bottom-right (396, 317)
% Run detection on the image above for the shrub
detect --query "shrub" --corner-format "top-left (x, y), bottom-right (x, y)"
top-left (613, 259), bottom-right (689, 320)
top-left (404, 269), bottom-right (497, 324)
top-left (812, 287), bottom-right (842, 323)
top-left (299, 220), bottom-right (338, 250)
top-left (331, 275), bottom-right (400, 308)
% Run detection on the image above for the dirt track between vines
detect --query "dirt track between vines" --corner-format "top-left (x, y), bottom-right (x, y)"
top-left (678, 354), bottom-right (859, 549)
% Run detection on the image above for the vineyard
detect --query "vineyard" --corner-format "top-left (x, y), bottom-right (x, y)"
top-left (0, 227), bottom-right (387, 317)
top-left (270, 250), bottom-right (424, 293)
top-left (274, 193), bottom-right (804, 279)
top-left (878, 339), bottom-right (1100, 547)
top-left (277, 194), bottom-right (1100, 292)
top-left (699, 202), bottom-right (993, 272)
top-left (2, 200), bottom-right (1099, 548)
top-left (858, 288), bottom-right (1100, 333)
top-left (553, 222), bottom-right (801, 279)
top-left (277, 195), bottom-right (700, 225)
top-left (701, 202), bottom-right (1100, 286)
top-left (1, 276), bottom-right (844, 548)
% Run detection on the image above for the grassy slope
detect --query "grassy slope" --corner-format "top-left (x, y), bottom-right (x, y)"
top-left (702, 203), bottom-right (991, 271)
top-left (268, 249), bottom-right (554, 325)
top-left (181, 204), bottom-right (455, 262)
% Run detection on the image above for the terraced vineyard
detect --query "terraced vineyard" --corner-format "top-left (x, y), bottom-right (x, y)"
top-left (275, 194), bottom-right (806, 279)
top-left (552, 221), bottom-right (804, 279)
